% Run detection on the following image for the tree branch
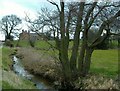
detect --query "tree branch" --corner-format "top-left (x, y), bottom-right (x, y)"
top-left (89, 10), bottom-right (120, 47)
top-left (47, 0), bottom-right (60, 13)
top-left (84, 1), bottom-right (98, 25)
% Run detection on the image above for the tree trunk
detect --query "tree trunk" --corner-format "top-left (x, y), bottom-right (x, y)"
top-left (83, 47), bottom-right (93, 76)
top-left (60, 36), bottom-right (72, 83)
top-left (78, 39), bottom-right (86, 76)
top-left (70, 2), bottom-right (85, 78)
top-left (59, 1), bottom-right (72, 84)
top-left (5, 34), bottom-right (11, 41)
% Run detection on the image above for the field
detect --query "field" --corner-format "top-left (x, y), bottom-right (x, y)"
top-left (91, 49), bottom-right (118, 78)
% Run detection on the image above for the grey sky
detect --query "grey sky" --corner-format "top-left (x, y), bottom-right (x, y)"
top-left (0, 0), bottom-right (119, 40)
top-left (0, 0), bottom-right (56, 20)
top-left (0, 0), bottom-right (58, 40)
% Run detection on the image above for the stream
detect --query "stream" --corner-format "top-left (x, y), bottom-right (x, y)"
top-left (12, 56), bottom-right (54, 89)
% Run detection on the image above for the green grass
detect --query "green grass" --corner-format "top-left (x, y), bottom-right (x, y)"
top-left (14, 40), bottom-right (76, 49)
top-left (13, 40), bottom-right (55, 49)
top-left (2, 81), bottom-right (14, 89)
top-left (90, 49), bottom-right (118, 78)
top-left (2, 70), bottom-right (36, 89)
top-left (2, 47), bottom-right (14, 71)
top-left (13, 40), bottom-right (30, 47)
top-left (35, 40), bottom-right (55, 49)
top-left (2, 46), bottom-right (36, 89)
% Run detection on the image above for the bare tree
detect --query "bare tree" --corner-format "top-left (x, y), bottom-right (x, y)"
top-left (26, 0), bottom-right (120, 88)
top-left (0, 14), bottom-right (22, 41)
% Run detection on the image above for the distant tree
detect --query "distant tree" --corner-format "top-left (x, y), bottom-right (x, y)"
top-left (0, 14), bottom-right (22, 41)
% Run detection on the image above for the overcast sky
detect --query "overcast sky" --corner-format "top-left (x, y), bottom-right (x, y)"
top-left (0, 0), bottom-right (56, 40)
top-left (0, 0), bottom-right (119, 19)
top-left (0, 0), bottom-right (119, 40)
top-left (0, 0), bottom-right (55, 19)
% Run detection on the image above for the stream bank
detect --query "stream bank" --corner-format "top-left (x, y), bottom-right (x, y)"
top-left (2, 47), bottom-right (37, 89)
top-left (15, 47), bottom-right (119, 89)
top-left (12, 55), bottom-right (54, 89)
top-left (16, 47), bottom-right (62, 82)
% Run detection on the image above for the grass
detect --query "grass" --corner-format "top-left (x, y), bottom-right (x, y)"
top-left (13, 40), bottom-right (75, 50)
top-left (35, 40), bottom-right (55, 49)
top-left (2, 81), bottom-right (14, 89)
top-left (2, 70), bottom-right (36, 89)
top-left (90, 49), bottom-right (118, 78)
top-left (13, 40), bottom-right (55, 48)
top-left (1, 46), bottom-right (36, 89)
top-left (13, 40), bottom-right (118, 78)
top-left (2, 47), bottom-right (14, 71)
top-left (13, 40), bottom-right (30, 47)
top-left (0, 48), bottom-right (2, 89)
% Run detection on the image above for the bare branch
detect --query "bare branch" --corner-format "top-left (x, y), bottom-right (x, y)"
top-left (84, 1), bottom-right (98, 25)
top-left (47, 0), bottom-right (60, 13)
top-left (109, 32), bottom-right (120, 36)
top-left (89, 10), bottom-right (120, 47)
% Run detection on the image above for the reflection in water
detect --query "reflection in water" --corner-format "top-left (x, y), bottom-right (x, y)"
top-left (13, 56), bottom-right (53, 89)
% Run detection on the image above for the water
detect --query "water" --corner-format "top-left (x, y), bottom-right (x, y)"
top-left (13, 56), bottom-right (53, 89)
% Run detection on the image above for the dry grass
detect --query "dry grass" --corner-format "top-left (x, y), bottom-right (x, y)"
top-left (83, 75), bottom-right (118, 89)
top-left (16, 47), bottom-right (59, 80)
top-left (74, 75), bottom-right (119, 89)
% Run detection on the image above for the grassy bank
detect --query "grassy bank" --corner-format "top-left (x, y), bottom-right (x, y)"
top-left (1, 47), bottom-right (36, 89)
